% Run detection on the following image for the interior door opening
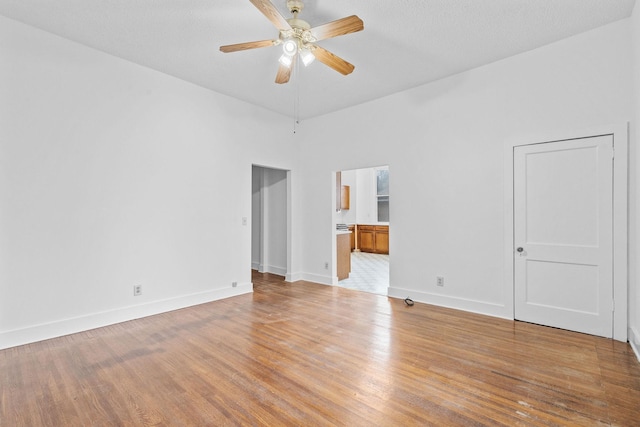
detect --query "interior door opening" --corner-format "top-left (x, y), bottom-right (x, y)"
top-left (335, 166), bottom-right (390, 296)
top-left (252, 165), bottom-right (289, 279)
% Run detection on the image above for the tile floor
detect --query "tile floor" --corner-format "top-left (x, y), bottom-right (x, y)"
top-left (338, 251), bottom-right (389, 295)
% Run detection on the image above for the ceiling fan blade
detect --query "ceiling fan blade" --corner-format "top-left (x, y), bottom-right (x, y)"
top-left (250, 0), bottom-right (292, 30)
top-left (311, 15), bottom-right (364, 41)
top-left (313, 46), bottom-right (355, 75)
top-left (220, 39), bottom-right (276, 53)
top-left (275, 62), bottom-right (292, 84)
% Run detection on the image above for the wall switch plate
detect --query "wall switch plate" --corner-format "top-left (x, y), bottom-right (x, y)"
top-left (133, 284), bottom-right (142, 296)
top-left (436, 276), bottom-right (444, 287)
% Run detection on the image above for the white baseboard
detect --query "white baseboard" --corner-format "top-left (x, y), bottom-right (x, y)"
top-left (251, 263), bottom-right (286, 277)
top-left (254, 269), bottom-right (328, 285)
top-left (387, 286), bottom-right (511, 320)
top-left (300, 272), bottom-right (334, 286)
top-left (0, 284), bottom-right (252, 351)
top-left (264, 265), bottom-right (287, 276)
top-left (285, 271), bottom-right (303, 282)
top-left (629, 326), bottom-right (640, 362)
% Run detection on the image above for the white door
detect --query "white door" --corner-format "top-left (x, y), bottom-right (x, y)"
top-left (514, 135), bottom-right (613, 338)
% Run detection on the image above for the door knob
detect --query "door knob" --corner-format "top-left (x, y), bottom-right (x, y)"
top-left (517, 247), bottom-right (524, 252)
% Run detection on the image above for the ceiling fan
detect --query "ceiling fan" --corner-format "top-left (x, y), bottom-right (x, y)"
top-left (220, 0), bottom-right (364, 84)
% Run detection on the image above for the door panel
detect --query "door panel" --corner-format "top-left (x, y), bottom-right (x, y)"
top-left (514, 135), bottom-right (613, 338)
top-left (524, 147), bottom-right (599, 246)
top-left (525, 260), bottom-right (599, 313)
top-left (358, 230), bottom-right (375, 253)
top-left (375, 231), bottom-right (389, 254)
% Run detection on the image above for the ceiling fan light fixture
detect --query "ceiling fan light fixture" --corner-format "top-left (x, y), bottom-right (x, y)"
top-left (218, 0), bottom-right (364, 84)
top-left (282, 38), bottom-right (298, 56)
top-left (300, 49), bottom-right (315, 66)
top-left (278, 53), bottom-right (293, 68)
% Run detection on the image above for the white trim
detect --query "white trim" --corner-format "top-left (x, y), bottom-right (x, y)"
top-left (0, 284), bottom-right (252, 350)
top-left (285, 271), bottom-right (303, 282)
top-left (301, 272), bottom-right (334, 286)
top-left (629, 327), bottom-right (640, 362)
top-left (387, 288), bottom-right (512, 320)
top-left (263, 265), bottom-right (287, 276)
top-left (286, 169), bottom-right (293, 283)
top-left (504, 123), bottom-right (628, 341)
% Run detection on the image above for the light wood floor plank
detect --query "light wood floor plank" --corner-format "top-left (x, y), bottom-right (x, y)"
top-left (1, 271), bottom-right (639, 426)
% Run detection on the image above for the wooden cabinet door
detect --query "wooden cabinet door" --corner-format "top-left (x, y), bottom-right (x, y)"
top-left (341, 185), bottom-right (350, 210)
top-left (359, 230), bottom-right (375, 253)
top-left (375, 230), bottom-right (389, 254)
top-left (374, 226), bottom-right (389, 254)
top-left (337, 233), bottom-right (351, 280)
top-left (336, 172), bottom-right (341, 212)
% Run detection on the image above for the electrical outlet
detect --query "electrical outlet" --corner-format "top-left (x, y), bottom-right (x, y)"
top-left (232, 281), bottom-right (238, 287)
top-left (436, 276), bottom-right (444, 287)
top-left (133, 284), bottom-right (142, 296)
top-left (324, 262), bottom-right (329, 270)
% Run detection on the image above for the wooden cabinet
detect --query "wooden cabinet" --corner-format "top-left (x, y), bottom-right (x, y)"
top-left (358, 225), bottom-right (375, 252)
top-left (337, 232), bottom-right (351, 280)
top-left (357, 225), bottom-right (389, 254)
top-left (335, 172), bottom-right (351, 211)
top-left (375, 226), bottom-right (389, 254)
top-left (336, 172), bottom-right (341, 212)
top-left (341, 185), bottom-right (350, 210)
top-left (348, 225), bottom-right (356, 251)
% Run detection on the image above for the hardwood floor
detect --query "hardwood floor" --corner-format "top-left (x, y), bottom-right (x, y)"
top-left (2, 271), bottom-right (639, 426)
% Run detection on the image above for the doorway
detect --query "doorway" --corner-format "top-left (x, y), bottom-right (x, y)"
top-left (506, 125), bottom-right (628, 341)
top-left (335, 166), bottom-right (390, 295)
top-left (514, 136), bottom-right (613, 337)
top-left (252, 165), bottom-right (289, 278)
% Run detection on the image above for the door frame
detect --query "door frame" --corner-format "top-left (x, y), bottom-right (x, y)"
top-left (503, 123), bottom-right (628, 341)
top-left (251, 164), bottom-right (292, 280)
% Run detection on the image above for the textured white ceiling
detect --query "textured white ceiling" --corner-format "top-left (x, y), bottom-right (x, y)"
top-left (0, 0), bottom-right (636, 119)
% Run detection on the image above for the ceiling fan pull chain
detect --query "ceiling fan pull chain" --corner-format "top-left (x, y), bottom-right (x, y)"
top-left (293, 55), bottom-right (300, 134)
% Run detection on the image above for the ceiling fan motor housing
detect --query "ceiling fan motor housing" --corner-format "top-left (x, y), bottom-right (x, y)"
top-left (287, 18), bottom-right (311, 30)
top-left (287, 0), bottom-right (304, 14)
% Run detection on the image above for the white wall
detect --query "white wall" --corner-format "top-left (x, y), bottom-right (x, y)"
top-left (2, 13), bottom-right (638, 351)
top-left (354, 166), bottom-right (389, 225)
top-left (262, 167), bottom-right (288, 275)
top-left (630, 4), bottom-right (640, 355)
top-left (355, 168), bottom-right (376, 224)
top-left (297, 19), bottom-right (634, 323)
top-left (0, 16), bottom-right (297, 349)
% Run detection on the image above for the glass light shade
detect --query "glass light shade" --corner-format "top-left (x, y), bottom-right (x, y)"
top-left (282, 39), bottom-right (298, 56)
top-left (300, 49), bottom-right (315, 66)
top-left (278, 53), bottom-right (293, 68)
